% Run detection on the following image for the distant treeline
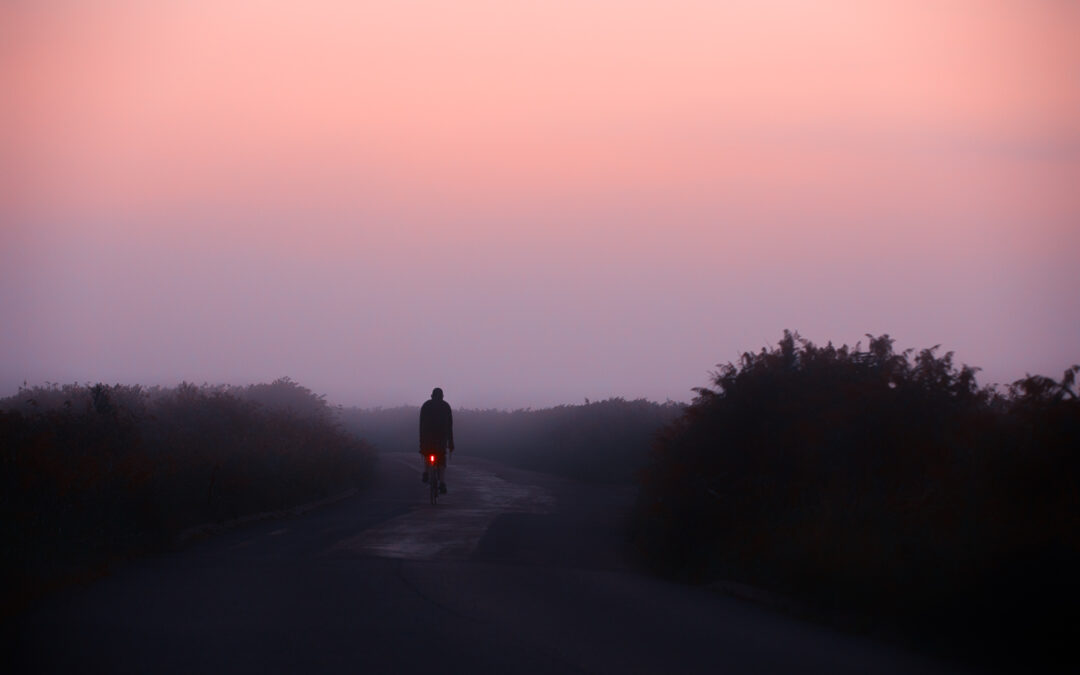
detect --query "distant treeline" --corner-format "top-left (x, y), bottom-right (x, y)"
top-left (341, 398), bottom-right (684, 483)
top-left (0, 378), bottom-right (374, 615)
top-left (632, 331), bottom-right (1079, 662)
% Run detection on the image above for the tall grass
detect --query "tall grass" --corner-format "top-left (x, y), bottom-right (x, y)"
top-left (0, 379), bottom-right (374, 615)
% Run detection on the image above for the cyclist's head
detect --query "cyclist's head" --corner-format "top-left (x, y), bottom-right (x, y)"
top-left (431, 387), bottom-right (444, 400)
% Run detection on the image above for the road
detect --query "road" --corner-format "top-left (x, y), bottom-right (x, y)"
top-left (12, 452), bottom-right (973, 674)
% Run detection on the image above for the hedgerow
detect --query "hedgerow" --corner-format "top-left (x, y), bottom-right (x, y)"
top-left (1, 379), bottom-right (373, 615)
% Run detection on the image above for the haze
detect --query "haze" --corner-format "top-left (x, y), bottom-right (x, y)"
top-left (2, 0), bottom-right (1077, 408)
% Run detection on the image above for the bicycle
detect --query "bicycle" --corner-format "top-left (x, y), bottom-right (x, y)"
top-left (426, 453), bottom-right (442, 505)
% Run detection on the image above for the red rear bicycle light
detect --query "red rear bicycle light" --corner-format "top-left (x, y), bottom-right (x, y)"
top-left (429, 455), bottom-right (436, 463)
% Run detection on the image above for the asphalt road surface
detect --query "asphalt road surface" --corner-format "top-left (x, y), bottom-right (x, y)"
top-left (12, 452), bottom-right (974, 674)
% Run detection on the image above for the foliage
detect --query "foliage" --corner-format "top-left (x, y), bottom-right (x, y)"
top-left (632, 330), bottom-right (1079, 660)
top-left (340, 398), bottom-right (684, 483)
top-left (0, 380), bottom-right (374, 616)
top-left (236, 377), bottom-right (334, 421)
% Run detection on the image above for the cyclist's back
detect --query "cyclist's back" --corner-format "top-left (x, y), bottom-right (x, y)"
top-left (419, 387), bottom-right (454, 492)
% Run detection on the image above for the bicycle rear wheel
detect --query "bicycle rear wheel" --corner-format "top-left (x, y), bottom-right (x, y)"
top-left (429, 463), bottom-right (438, 505)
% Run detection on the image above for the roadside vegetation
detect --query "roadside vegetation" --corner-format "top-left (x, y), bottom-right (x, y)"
top-left (632, 331), bottom-right (1079, 665)
top-left (0, 378), bottom-right (374, 616)
top-left (341, 398), bottom-right (683, 483)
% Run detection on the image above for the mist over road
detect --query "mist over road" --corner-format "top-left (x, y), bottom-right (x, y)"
top-left (12, 453), bottom-right (970, 674)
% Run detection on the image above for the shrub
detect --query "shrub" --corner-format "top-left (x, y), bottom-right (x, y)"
top-left (0, 381), bottom-right (374, 616)
top-left (633, 331), bottom-right (1078, 656)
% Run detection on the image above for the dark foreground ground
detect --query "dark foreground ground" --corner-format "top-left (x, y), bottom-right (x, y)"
top-left (10, 453), bottom-right (976, 674)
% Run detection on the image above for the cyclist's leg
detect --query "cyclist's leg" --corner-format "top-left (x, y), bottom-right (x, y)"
top-left (438, 452), bottom-right (447, 491)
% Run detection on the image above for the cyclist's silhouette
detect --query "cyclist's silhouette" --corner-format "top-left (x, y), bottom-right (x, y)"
top-left (419, 387), bottom-right (454, 493)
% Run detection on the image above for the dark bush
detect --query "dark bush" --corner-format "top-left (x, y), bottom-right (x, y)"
top-left (0, 381), bottom-right (374, 616)
top-left (633, 331), bottom-right (1078, 660)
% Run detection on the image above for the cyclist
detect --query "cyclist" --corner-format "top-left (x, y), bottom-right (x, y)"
top-left (419, 387), bottom-right (454, 493)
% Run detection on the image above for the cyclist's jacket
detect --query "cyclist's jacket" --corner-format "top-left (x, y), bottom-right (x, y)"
top-left (419, 398), bottom-right (454, 452)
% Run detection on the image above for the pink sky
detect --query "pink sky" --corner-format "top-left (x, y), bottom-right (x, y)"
top-left (2, 0), bottom-right (1078, 407)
